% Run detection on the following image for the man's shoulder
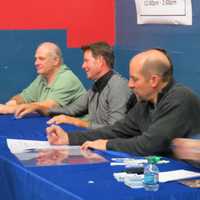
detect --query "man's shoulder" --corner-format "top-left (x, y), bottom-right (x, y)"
top-left (57, 65), bottom-right (80, 82)
top-left (31, 75), bottom-right (44, 84)
top-left (165, 82), bottom-right (200, 106)
top-left (60, 64), bottom-right (70, 71)
top-left (59, 64), bottom-right (71, 75)
top-left (104, 72), bottom-right (131, 98)
top-left (170, 83), bottom-right (198, 98)
top-left (109, 72), bottom-right (128, 85)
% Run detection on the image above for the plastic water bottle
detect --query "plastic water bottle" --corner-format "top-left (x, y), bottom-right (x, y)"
top-left (143, 156), bottom-right (160, 191)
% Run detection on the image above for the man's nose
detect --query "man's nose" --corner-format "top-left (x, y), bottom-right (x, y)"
top-left (35, 59), bottom-right (39, 66)
top-left (128, 80), bottom-right (134, 89)
top-left (82, 63), bottom-right (86, 70)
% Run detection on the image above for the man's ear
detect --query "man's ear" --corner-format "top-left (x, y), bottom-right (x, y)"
top-left (96, 55), bottom-right (104, 66)
top-left (54, 56), bottom-right (60, 66)
top-left (150, 75), bottom-right (161, 88)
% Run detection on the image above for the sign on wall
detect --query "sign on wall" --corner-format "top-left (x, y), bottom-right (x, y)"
top-left (135, 0), bottom-right (192, 25)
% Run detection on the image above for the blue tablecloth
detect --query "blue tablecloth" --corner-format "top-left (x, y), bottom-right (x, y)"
top-left (0, 114), bottom-right (199, 200)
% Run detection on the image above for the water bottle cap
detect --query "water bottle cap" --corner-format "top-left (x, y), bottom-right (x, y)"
top-left (146, 156), bottom-right (161, 164)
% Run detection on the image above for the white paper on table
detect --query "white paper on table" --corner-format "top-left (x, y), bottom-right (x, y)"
top-left (159, 170), bottom-right (200, 183)
top-left (6, 139), bottom-right (77, 154)
top-left (6, 139), bottom-right (108, 167)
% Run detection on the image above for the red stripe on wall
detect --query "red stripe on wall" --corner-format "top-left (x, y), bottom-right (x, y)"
top-left (0, 0), bottom-right (115, 47)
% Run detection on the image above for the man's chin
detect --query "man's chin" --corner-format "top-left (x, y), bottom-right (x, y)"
top-left (37, 71), bottom-right (46, 76)
top-left (135, 95), bottom-right (146, 102)
top-left (135, 94), bottom-right (141, 101)
top-left (86, 75), bottom-right (93, 80)
top-left (36, 70), bottom-right (43, 75)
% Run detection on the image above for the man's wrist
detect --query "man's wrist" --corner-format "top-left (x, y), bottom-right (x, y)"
top-left (64, 132), bottom-right (70, 145)
top-left (6, 100), bottom-right (17, 106)
top-left (73, 118), bottom-right (89, 128)
top-left (104, 140), bottom-right (108, 150)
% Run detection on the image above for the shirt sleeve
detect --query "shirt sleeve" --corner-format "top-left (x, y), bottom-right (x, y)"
top-left (107, 97), bottom-right (191, 155)
top-left (68, 109), bottom-right (141, 145)
top-left (68, 88), bottom-right (200, 156)
top-left (49, 92), bottom-right (89, 117)
top-left (106, 78), bottom-right (131, 125)
top-left (20, 77), bottom-right (41, 103)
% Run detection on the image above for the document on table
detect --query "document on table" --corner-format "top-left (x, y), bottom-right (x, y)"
top-left (7, 139), bottom-right (70, 153)
top-left (159, 170), bottom-right (200, 183)
top-left (6, 139), bottom-right (108, 167)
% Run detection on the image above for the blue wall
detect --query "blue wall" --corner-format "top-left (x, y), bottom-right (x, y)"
top-left (0, 30), bottom-right (92, 103)
top-left (1, 1), bottom-right (200, 102)
top-left (115, 0), bottom-right (200, 95)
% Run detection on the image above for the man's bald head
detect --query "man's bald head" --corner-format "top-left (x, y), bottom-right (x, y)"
top-left (130, 48), bottom-right (173, 82)
top-left (37, 42), bottom-right (63, 64)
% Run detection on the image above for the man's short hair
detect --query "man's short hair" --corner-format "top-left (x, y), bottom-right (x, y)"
top-left (142, 48), bottom-right (173, 82)
top-left (38, 42), bottom-right (63, 64)
top-left (152, 48), bottom-right (173, 73)
top-left (81, 41), bottom-right (114, 68)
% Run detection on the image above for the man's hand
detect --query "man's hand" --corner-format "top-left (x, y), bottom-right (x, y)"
top-left (47, 115), bottom-right (89, 128)
top-left (172, 138), bottom-right (200, 162)
top-left (47, 115), bottom-right (72, 124)
top-left (15, 103), bottom-right (38, 118)
top-left (0, 104), bottom-right (17, 114)
top-left (46, 125), bottom-right (69, 145)
top-left (81, 139), bottom-right (108, 151)
top-left (5, 100), bottom-right (17, 106)
top-left (15, 100), bottom-right (57, 118)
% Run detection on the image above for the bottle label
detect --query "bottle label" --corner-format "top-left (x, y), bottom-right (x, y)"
top-left (144, 173), bottom-right (158, 185)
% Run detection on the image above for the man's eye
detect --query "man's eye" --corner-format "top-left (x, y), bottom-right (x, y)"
top-left (133, 78), bottom-right (137, 82)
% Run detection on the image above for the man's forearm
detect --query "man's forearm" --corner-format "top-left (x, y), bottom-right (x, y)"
top-left (31, 100), bottom-right (59, 116)
top-left (8, 95), bottom-right (25, 105)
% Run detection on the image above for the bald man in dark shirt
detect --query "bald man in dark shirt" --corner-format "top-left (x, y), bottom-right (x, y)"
top-left (46, 48), bottom-right (200, 156)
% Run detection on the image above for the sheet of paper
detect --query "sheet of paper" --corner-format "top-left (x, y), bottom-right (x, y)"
top-left (6, 139), bottom-right (108, 167)
top-left (7, 139), bottom-right (76, 153)
top-left (159, 170), bottom-right (200, 183)
top-left (135, 0), bottom-right (192, 25)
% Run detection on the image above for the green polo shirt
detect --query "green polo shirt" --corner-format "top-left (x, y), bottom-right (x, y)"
top-left (20, 64), bottom-right (86, 107)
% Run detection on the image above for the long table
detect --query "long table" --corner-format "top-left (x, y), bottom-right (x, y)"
top-left (0, 114), bottom-right (199, 200)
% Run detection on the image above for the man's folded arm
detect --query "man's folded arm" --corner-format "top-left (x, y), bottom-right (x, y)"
top-left (68, 115), bottom-right (140, 146)
top-left (6, 95), bottom-right (25, 105)
top-left (107, 102), bottom-right (191, 155)
top-left (48, 92), bottom-right (89, 117)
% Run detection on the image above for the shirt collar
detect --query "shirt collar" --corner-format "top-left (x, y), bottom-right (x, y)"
top-left (92, 70), bottom-right (113, 92)
top-left (145, 78), bottom-right (175, 109)
top-left (157, 78), bottom-right (175, 103)
top-left (40, 64), bottom-right (69, 88)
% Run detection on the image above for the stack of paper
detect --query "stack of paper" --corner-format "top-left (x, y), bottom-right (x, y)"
top-left (159, 170), bottom-right (200, 183)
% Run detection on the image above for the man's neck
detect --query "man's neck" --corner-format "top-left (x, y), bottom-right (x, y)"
top-left (96, 68), bottom-right (111, 81)
top-left (45, 66), bottom-right (60, 85)
top-left (151, 81), bottom-right (169, 105)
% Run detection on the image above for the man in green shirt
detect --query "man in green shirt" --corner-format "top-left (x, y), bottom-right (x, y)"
top-left (0, 42), bottom-right (86, 115)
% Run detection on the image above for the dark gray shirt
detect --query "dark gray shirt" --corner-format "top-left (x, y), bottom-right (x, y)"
top-left (68, 80), bottom-right (200, 156)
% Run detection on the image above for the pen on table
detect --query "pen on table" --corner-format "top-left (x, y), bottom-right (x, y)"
top-left (110, 159), bottom-right (169, 166)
